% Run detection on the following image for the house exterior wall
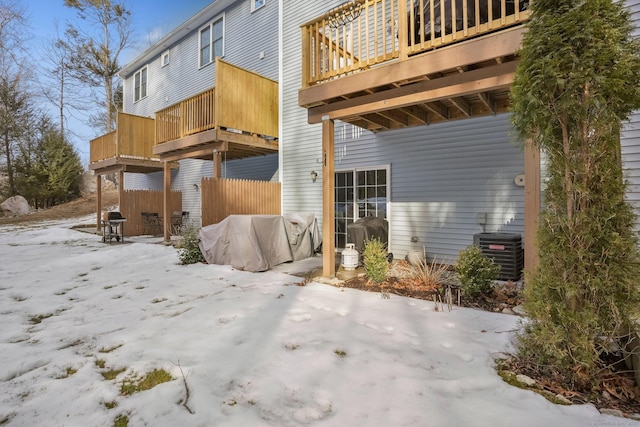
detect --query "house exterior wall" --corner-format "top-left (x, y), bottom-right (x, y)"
top-left (622, 0), bottom-right (640, 231)
top-left (119, 0), bottom-right (279, 227)
top-left (280, 0), bottom-right (525, 262)
top-left (122, 0), bottom-right (278, 117)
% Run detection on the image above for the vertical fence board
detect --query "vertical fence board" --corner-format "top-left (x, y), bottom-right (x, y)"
top-left (201, 178), bottom-right (281, 226)
top-left (117, 190), bottom-right (182, 236)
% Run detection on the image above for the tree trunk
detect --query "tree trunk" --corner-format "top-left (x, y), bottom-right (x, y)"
top-left (3, 130), bottom-right (15, 196)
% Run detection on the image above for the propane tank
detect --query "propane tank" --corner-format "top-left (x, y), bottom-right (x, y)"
top-left (341, 243), bottom-right (359, 270)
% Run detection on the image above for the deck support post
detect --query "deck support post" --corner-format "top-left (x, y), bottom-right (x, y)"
top-left (96, 173), bottom-right (102, 232)
top-left (524, 139), bottom-right (540, 278)
top-left (213, 151), bottom-right (222, 179)
top-left (118, 170), bottom-right (124, 209)
top-left (322, 118), bottom-right (336, 278)
top-left (163, 161), bottom-right (171, 242)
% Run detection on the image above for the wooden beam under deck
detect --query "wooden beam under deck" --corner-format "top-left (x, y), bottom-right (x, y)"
top-left (308, 61), bottom-right (518, 124)
top-left (89, 157), bottom-right (172, 175)
top-left (159, 142), bottom-right (228, 162)
top-left (299, 26), bottom-right (526, 108)
top-left (153, 127), bottom-right (278, 162)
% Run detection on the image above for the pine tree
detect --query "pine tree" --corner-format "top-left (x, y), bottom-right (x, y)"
top-left (511, 0), bottom-right (640, 388)
top-left (14, 118), bottom-right (82, 208)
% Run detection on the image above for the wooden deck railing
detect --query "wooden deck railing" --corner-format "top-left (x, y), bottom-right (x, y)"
top-left (89, 113), bottom-right (156, 164)
top-left (90, 131), bottom-right (116, 163)
top-left (155, 88), bottom-right (216, 144)
top-left (301, 0), bottom-right (531, 87)
top-left (155, 59), bottom-right (278, 145)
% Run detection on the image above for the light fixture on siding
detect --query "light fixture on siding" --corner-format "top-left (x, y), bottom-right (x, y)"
top-left (310, 171), bottom-right (318, 183)
top-left (325, 0), bottom-right (363, 29)
top-left (193, 183), bottom-right (199, 190)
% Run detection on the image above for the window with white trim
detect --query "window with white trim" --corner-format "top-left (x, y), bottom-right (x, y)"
top-left (133, 66), bottom-right (148, 102)
top-left (199, 15), bottom-right (224, 67)
top-left (161, 51), bottom-right (169, 67)
top-left (251, 0), bottom-right (265, 12)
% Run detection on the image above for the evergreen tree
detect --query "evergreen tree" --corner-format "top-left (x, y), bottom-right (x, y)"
top-left (14, 117), bottom-right (82, 208)
top-left (511, 0), bottom-right (640, 388)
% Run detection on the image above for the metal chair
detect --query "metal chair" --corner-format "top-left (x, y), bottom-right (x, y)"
top-left (170, 211), bottom-right (190, 235)
top-left (141, 212), bottom-right (162, 236)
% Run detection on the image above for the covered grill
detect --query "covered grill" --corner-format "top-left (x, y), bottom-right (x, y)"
top-left (102, 211), bottom-right (126, 243)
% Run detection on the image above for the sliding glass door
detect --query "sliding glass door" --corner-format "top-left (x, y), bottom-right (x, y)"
top-left (335, 167), bottom-right (389, 249)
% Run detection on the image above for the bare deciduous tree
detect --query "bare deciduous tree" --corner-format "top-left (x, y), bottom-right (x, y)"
top-left (63, 0), bottom-right (131, 133)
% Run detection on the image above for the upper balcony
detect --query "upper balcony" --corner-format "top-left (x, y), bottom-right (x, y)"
top-left (153, 58), bottom-right (279, 162)
top-left (299, 0), bottom-right (531, 130)
top-left (89, 112), bottom-right (171, 174)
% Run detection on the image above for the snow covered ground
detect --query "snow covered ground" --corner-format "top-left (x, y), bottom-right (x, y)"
top-left (0, 216), bottom-right (636, 426)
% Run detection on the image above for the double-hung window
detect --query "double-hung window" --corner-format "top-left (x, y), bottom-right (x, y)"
top-left (251, 0), bottom-right (265, 12)
top-left (134, 66), bottom-right (147, 102)
top-left (199, 15), bottom-right (224, 68)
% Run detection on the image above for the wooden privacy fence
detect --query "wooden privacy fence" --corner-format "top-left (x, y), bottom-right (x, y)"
top-left (201, 178), bottom-right (281, 226)
top-left (118, 190), bottom-right (182, 236)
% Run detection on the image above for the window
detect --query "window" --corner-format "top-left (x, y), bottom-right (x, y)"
top-left (251, 0), bottom-right (265, 12)
top-left (199, 15), bottom-right (224, 67)
top-left (133, 66), bottom-right (148, 102)
top-left (161, 51), bottom-right (169, 67)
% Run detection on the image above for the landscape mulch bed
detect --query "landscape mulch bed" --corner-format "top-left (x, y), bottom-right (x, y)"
top-left (336, 260), bottom-right (640, 418)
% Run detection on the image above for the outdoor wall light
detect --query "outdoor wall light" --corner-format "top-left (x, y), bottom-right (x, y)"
top-left (193, 183), bottom-right (199, 190)
top-left (310, 171), bottom-right (318, 183)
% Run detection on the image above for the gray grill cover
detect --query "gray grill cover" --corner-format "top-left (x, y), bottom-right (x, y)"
top-left (199, 214), bottom-right (320, 272)
top-left (347, 216), bottom-right (389, 253)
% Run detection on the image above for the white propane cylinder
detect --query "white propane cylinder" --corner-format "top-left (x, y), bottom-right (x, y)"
top-left (341, 243), bottom-right (359, 270)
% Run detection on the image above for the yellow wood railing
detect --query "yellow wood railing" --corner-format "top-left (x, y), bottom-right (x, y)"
top-left (301, 0), bottom-right (531, 87)
top-left (90, 131), bottom-right (116, 163)
top-left (89, 113), bottom-right (156, 164)
top-left (155, 59), bottom-right (278, 145)
top-left (155, 88), bottom-right (216, 144)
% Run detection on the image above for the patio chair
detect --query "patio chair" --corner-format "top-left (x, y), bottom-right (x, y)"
top-left (141, 212), bottom-right (162, 236)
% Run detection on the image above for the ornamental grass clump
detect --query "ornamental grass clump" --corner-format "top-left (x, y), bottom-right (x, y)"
top-left (455, 245), bottom-right (500, 297)
top-left (363, 237), bottom-right (388, 284)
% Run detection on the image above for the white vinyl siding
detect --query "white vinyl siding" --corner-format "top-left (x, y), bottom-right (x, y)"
top-left (622, 0), bottom-right (640, 231)
top-left (123, 1), bottom-right (277, 117)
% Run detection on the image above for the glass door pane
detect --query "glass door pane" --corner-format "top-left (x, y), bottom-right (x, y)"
top-left (335, 171), bottom-right (354, 249)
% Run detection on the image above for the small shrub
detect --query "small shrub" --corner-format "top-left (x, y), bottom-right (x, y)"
top-left (177, 226), bottom-right (206, 265)
top-left (363, 237), bottom-right (388, 284)
top-left (455, 245), bottom-right (500, 296)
